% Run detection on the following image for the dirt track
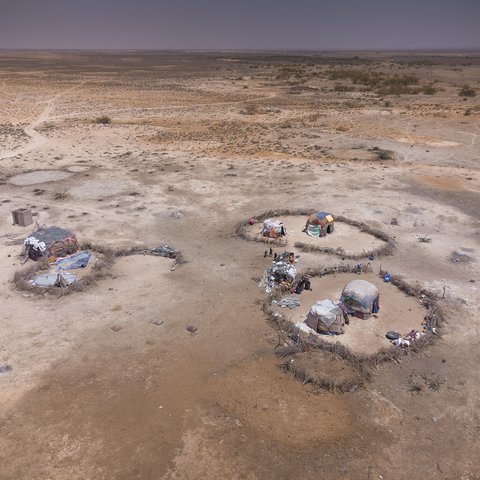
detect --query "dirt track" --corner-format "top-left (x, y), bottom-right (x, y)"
top-left (0, 51), bottom-right (479, 480)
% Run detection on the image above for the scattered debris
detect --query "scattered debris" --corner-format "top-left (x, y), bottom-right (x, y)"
top-left (260, 251), bottom-right (297, 293)
top-left (386, 331), bottom-right (400, 340)
top-left (277, 297), bottom-right (301, 309)
top-left (390, 218), bottom-right (398, 226)
top-left (451, 249), bottom-right (475, 264)
top-left (186, 325), bottom-right (198, 333)
top-left (416, 234), bottom-right (432, 243)
top-left (146, 245), bottom-right (177, 258)
top-left (0, 365), bottom-right (12, 374)
top-left (391, 329), bottom-right (424, 347)
top-left (153, 320), bottom-right (164, 326)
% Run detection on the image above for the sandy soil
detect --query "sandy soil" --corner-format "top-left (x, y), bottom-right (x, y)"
top-left (0, 51), bottom-right (480, 480)
top-left (274, 272), bottom-right (427, 354)
top-left (244, 215), bottom-right (386, 256)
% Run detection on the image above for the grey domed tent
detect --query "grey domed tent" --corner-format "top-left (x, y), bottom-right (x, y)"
top-left (339, 279), bottom-right (379, 320)
top-left (305, 299), bottom-right (345, 334)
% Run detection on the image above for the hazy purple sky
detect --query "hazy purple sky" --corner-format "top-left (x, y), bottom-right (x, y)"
top-left (0, 0), bottom-right (479, 50)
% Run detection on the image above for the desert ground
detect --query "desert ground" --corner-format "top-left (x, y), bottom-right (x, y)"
top-left (0, 50), bottom-right (479, 479)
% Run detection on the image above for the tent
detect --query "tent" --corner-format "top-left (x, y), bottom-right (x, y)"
top-left (262, 219), bottom-right (286, 238)
top-left (305, 212), bottom-right (334, 237)
top-left (339, 279), bottom-right (379, 320)
top-left (24, 226), bottom-right (79, 260)
top-left (305, 299), bottom-right (345, 334)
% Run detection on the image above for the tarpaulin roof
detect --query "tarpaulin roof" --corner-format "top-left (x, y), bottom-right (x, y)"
top-left (340, 279), bottom-right (379, 313)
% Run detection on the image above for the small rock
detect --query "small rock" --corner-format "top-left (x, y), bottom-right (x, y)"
top-left (0, 365), bottom-right (12, 374)
top-left (186, 325), bottom-right (198, 333)
top-left (153, 320), bottom-right (164, 326)
top-left (111, 325), bottom-right (122, 332)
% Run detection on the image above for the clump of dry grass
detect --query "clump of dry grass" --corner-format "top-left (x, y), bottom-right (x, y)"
top-left (94, 115), bottom-right (112, 124)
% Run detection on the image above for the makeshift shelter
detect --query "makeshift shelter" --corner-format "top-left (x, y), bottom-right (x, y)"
top-left (339, 279), bottom-right (379, 320)
top-left (261, 251), bottom-right (296, 292)
top-left (262, 219), bottom-right (286, 238)
top-left (305, 212), bottom-right (334, 237)
top-left (306, 299), bottom-right (345, 334)
top-left (24, 226), bottom-right (79, 260)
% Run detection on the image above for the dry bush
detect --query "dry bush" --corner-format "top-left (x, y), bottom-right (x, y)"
top-left (241, 103), bottom-right (260, 115)
top-left (459, 85), bottom-right (476, 97)
top-left (94, 115), bottom-right (112, 124)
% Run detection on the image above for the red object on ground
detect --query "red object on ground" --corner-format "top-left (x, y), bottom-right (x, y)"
top-left (249, 218), bottom-right (256, 225)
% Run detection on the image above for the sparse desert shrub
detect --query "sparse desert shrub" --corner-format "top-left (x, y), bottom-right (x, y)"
top-left (459, 85), bottom-right (476, 97)
top-left (464, 108), bottom-right (472, 116)
top-left (370, 146), bottom-right (393, 160)
top-left (242, 103), bottom-right (259, 115)
top-left (334, 84), bottom-right (354, 92)
top-left (94, 115), bottom-right (112, 124)
top-left (422, 83), bottom-right (437, 95)
top-left (53, 191), bottom-right (68, 200)
top-left (327, 69), bottom-right (421, 96)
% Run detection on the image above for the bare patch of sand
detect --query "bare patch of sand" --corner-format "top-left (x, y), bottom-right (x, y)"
top-left (412, 173), bottom-right (467, 191)
top-left (8, 170), bottom-right (73, 186)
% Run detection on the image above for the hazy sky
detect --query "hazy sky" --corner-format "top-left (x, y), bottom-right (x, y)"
top-left (0, 0), bottom-right (479, 50)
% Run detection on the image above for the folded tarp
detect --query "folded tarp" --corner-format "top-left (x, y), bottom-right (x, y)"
top-left (56, 251), bottom-right (92, 270)
top-left (31, 272), bottom-right (77, 287)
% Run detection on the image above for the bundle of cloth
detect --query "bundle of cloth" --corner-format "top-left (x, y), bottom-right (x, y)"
top-left (262, 219), bottom-right (286, 238)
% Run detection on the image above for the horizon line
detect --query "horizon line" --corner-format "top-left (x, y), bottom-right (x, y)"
top-left (0, 47), bottom-right (480, 54)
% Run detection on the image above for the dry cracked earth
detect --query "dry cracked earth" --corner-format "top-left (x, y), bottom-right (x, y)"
top-left (0, 51), bottom-right (479, 480)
